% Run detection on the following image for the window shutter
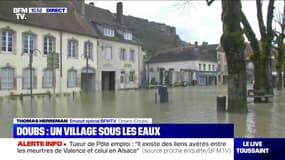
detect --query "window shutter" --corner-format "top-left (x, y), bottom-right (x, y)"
top-left (13, 77), bottom-right (16, 89)
top-left (75, 41), bottom-right (79, 58)
top-left (77, 74), bottom-right (80, 87)
top-left (22, 76), bottom-right (24, 89)
top-left (67, 77), bottom-right (69, 88)
top-left (34, 76), bottom-right (37, 89)
top-left (53, 73), bottom-right (56, 88)
top-left (42, 76), bottom-right (44, 88)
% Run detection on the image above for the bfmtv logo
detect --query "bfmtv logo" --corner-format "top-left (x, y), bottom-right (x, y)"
top-left (12, 7), bottom-right (67, 20)
top-left (13, 8), bottom-right (28, 20)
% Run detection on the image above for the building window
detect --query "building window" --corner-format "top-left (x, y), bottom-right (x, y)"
top-left (67, 69), bottom-right (77, 88)
top-left (104, 47), bottom-right (112, 60)
top-left (44, 36), bottom-right (55, 55)
top-left (129, 71), bottom-right (135, 82)
top-left (23, 33), bottom-right (36, 55)
top-left (84, 41), bottom-right (93, 59)
top-left (208, 64), bottom-right (211, 71)
top-left (199, 64), bottom-right (201, 71)
top-left (203, 64), bottom-right (206, 71)
top-left (103, 28), bottom-right (114, 37)
top-left (23, 68), bottom-right (36, 89)
top-left (124, 32), bottom-right (132, 40)
top-left (212, 65), bottom-right (215, 71)
top-left (0, 67), bottom-right (15, 90)
top-left (130, 49), bottom-right (135, 62)
top-left (43, 69), bottom-right (53, 88)
top-left (68, 39), bottom-right (78, 58)
top-left (1, 30), bottom-right (14, 53)
top-left (119, 48), bottom-right (127, 61)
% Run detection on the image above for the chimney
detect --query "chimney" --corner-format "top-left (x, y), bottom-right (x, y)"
top-left (78, 0), bottom-right (85, 16)
top-left (202, 41), bottom-right (208, 46)
top-left (116, 2), bottom-right (123, 24)
top-left (89, 2), bottom-right (94, 6)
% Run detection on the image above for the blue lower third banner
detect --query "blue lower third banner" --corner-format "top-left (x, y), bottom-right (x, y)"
top-left (13, 124), bottom-right (234, 138)
top-left (235, 138), bottom-right (285, 160)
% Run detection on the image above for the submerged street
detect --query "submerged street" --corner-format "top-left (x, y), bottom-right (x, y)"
top-left (0, 86), bottom-right (284, 138)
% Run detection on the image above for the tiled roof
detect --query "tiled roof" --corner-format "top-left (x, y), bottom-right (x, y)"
top-left (0, 0), bottom-right (98, 37)
top-left (85, 5), bottom-right (119, 27)
top-left (148, 44), bottom-right (218, 63)
top-left (84, 3), bottom-right (141, 45)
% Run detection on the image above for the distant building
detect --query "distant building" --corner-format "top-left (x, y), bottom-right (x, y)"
top-left (147, 42), bottom-right (219, 86)
top-left (218, 42), bottom-right (278, 86)
top-left (216, 45), bottom-right (228, 85)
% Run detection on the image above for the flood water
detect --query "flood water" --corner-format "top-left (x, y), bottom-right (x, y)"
top-left (0, 86), bottom-right (284, 138)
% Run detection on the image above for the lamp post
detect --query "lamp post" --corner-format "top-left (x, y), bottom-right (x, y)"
top-left (82, 41), bottom-right (93, 94)
top-left (27, 49), bottom-right (41, 117)
top-left (85, 51), bottom-right (89, 94)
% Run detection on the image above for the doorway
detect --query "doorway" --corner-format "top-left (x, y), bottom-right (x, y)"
top-left (102, 71), bottom-right (115, 91)
top-left (81, 68), bottom-right (96, 92)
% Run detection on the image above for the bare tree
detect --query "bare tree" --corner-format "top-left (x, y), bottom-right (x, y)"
top-left (274, 0), bottom-right (285, 90)
top-left (241, 0), bottom-right (275, 102)
top-left (208, 0), bottom-right (247, 112)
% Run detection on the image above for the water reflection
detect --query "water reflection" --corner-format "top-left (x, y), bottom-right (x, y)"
top-left (0, 86), bottom-right (285, 138)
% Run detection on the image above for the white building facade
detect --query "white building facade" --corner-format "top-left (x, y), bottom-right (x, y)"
top-left (0, 1), bottom-right (97, 97)
top-left (0, 22), bottom-right (98, 97)
top-left (85, 2), bottom-right (143, 91)
top-left (148, 44), bottom-right (218, 86)
top-left (97, 39), bottom-right (143, 90)
top-left (216, 45), bottom-right (228, 85)
top-left (0, 1), bottom-right (143, 96)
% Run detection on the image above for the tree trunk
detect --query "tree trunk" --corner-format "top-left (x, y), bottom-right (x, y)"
top-left (264, 43), bottom-right (274, 95)
top-left (260, 0), bottom-right (275, 95)
top-left (240, 12), bottom-right (267, 102)
top-left (276, 28), bottom-right (285, 90)
top-left (283, 69), bottom-right (285, 88)
top-left (221, 0), bottom-right (247, 113)
top-left (276, 66), bottom-right (282, 90)
top-left (241, 0), bottom-right (275, 99)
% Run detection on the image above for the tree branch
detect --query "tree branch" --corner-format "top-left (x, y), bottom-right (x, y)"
top-left (206, 0), bottom-right (215, 6)
top-left (256, 0), bottom-right (266, 39)
top-left (241, 11), bottom-right (260, 56)
top-left (266, 0), bottom-right (275, 40)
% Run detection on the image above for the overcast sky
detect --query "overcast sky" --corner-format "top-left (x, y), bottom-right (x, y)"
top-left (89, 0), bottom-right (283, 45)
